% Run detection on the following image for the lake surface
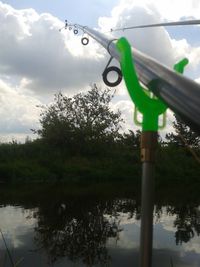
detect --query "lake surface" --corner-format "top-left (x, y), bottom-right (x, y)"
top-left (0, 186), bottom-right (200, 266)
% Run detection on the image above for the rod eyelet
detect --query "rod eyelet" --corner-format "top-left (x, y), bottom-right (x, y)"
top-left (102, 66), bottom-right (122, 87)
top-left (74, 29), bottom-right (78, 35)
top-left (81, 37), bottom-right (89, 45)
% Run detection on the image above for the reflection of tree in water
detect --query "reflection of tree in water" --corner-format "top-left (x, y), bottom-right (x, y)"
top-left (158, 205), bottom-right (200, 245)
top-left (33, 195), bottom-right (200, 265)
top-left (34, 198), bottom-right (138, 266)
top-left (173, 206), bottom-right (200, 245)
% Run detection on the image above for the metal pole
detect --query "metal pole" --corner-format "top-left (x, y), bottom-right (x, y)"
top-left (75, 24), bottom-right (200, 132)
top-left (139, 131), bottom-right (157, 267)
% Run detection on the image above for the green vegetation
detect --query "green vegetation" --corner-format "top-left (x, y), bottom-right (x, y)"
top-left (0, 84), bottom-right (199, 185)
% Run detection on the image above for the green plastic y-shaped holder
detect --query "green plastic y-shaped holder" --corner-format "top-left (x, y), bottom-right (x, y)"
top-left (116, 37), bottom-right (188, 131)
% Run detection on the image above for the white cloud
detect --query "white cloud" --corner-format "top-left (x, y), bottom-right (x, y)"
top-left (0, 2), bottom-right (106, 95)
top-left (195, 77), bottom-right (200, 84)
top-left (171, 38), bottom-right (200, 72)
top-left (0, 79), bottom-right (41, 141)
top-left (111, 99), bottom-right (137, 132)
top-left (115, 0), bottom-right (200, 21)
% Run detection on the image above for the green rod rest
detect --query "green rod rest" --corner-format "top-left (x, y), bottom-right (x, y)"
top-left (174, 58), bottom-right (189, 74)
top-left (116, 37), bottom-right (188, 131)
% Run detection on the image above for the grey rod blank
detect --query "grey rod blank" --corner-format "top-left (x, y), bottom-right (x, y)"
top-left (111, 19), bottom-right (200, 31)
top-left (76, 24), bottom-right (200, 133)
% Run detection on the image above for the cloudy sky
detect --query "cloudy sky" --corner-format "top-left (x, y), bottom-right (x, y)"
top-left (0, 0), bottom-right (200, 142)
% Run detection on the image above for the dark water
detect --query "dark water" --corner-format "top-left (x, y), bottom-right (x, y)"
top-left (0, 187), bottom-right (200, 266)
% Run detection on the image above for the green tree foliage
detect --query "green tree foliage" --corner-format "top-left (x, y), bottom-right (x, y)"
top-left (1, 87), bottom-right (199, 184)
top-left (160, 115), bottom-right (200, 184)
top-left (166, 115), bottom-right (200, 148)
top-left (34, 84), bottom-right (123, 157)
top-left (120, 130), bottom-right (140, 149)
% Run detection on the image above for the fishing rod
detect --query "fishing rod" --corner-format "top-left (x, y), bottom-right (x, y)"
top-left (60, 20), bottom-right (200, 267)
top-left (61, 20), bottom-right (200, 133)
top-left (110, 19), bottom-right (200, 32)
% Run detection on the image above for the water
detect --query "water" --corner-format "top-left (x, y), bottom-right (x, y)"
top-left (0, 187), bottom-right (200, 266)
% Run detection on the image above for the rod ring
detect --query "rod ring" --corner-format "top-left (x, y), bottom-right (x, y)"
top-left (81, 37), bottom-right (89, 45)
top-left (102, 66), bottom-right (122, 87)
top-left (74, 29), bottom-right (78, 34)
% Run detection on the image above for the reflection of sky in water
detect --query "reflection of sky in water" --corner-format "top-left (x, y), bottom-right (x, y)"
top-left (0, 206), bottom-right (78, 266)
top-left (0, 205), bottom-right (199, 266)
top-left (107, 208), bottom-right (200, 267)
top-left (0, 206), bottom-right (36, 249)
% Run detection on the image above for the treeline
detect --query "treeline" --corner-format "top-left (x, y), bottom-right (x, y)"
top-left (0, 84), bottom-right (199, 184)
top-left (0, 130), bottom-right (141, 184)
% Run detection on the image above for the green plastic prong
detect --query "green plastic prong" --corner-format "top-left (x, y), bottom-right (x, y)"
top-left (134, 90), bottom-right (167, 130)
top-left (158, 112), bottom-right (167, 130)
top-left (134, 107), bottom-right (166, 130)
top-left (174, 58), bottom-right (189, 74)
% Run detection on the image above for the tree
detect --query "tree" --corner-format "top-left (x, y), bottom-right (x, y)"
top-left (121, 130), bottom-right (141, 149)
top-left (34, 84), bottom-right (123, 156)
top-left (166, 115), bottom-right (200, 149)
